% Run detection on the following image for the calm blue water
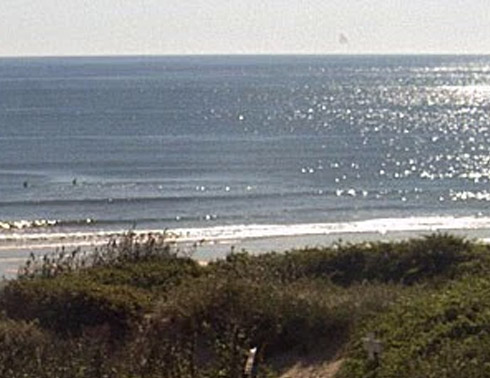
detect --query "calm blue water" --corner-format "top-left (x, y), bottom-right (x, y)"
top-left (2, 55), bottom-right (490, 243)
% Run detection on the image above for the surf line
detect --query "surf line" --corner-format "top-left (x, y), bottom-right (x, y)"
top-left (1, 216), bottom-right (490, 251)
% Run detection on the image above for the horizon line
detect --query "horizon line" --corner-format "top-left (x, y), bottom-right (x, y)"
top-left (1, 52), bottom-right (490, 59)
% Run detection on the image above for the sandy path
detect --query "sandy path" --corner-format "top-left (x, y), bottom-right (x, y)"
top-left (278, 359), bottom-right (343, 378)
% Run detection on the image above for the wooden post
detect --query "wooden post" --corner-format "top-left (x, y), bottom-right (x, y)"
top-left (363, 332), bottom-right (383, 362)
top-left (243, 346), bottom-right (258, 378)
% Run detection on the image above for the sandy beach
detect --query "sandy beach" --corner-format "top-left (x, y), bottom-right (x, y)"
top-left (3, 219), bottom-right (490, 278)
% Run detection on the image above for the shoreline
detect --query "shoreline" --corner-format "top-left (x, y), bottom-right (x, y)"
top-left (3, 215), bottom-right (490, 249)
top-left (3, 216), bottom-right (490, 277)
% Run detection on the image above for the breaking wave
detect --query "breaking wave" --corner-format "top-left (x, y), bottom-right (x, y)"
top-left (2, 215), bottom-right (490, 251)
top-left (0, 218), bottom-right (95, 230)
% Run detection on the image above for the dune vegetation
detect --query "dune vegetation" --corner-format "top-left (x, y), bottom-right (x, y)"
top-left (0, 232), bottom-right (489, 377)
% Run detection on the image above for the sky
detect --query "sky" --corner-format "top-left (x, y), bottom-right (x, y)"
top-left (2, 0), bottom-right (490, 56)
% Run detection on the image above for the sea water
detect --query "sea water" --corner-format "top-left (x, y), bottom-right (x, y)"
top-left (2, 55), bottom-right (490, 266)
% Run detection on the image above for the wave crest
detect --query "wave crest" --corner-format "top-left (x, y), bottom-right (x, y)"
top-left (0, 218), bottom-right (94, 230)
top-left (1, 216), bottom-right (490, 251)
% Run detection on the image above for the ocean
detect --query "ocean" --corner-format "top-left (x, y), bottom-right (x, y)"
top-left (2, 55), bottom-right (490, 272)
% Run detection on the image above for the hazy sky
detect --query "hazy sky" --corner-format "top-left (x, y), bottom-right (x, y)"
top-left (3, 0), bottom-right (489, 56)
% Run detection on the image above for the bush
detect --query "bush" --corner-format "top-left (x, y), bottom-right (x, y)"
top-left (136, 277), bottom-right (334, 377)
top-left (0, 233), bottom-right (487, 377)
top-left (0, 317), bottom-right (51, 378)
top-left (1, 276), bottom-right (151, 338)
top-left (79, 257), bottom-right (203, 293)
top-left (18, 232), bottom-right (182, 280)
top-left (4, 233), bottom-right (200, 338)
top-left (133, 275), bottom-right (405, 377)
top-left (338, 276), bottom-right (490, 378)
top-left (209, 234), bottom-right (476, 286)
top-left (0, 318), bottom-right (134, 378)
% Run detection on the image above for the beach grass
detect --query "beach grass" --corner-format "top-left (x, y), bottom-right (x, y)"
top-left (0, 232), bottom-right (489, 377)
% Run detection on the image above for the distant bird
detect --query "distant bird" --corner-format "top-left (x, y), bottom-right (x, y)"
top-left (339, 33), bottom-right (349, 45)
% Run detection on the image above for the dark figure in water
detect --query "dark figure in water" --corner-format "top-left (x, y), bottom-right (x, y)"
top-left (72, 178), bottom-right (77, 186)
top-left (23, 181), bottom-right (28, 188)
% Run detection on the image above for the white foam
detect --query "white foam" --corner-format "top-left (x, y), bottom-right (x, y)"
top-left (0, 219), bottom-right (59, 230)
top-left (2, 216), bottom-right (490, 251)
top-left (168, 216), bottom-right (490, 243)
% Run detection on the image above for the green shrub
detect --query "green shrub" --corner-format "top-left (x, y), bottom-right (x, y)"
top-left (18, 232), bottom-right (182, 280)
top-left (136, 277), bottom-right (331, 377)
top-left (0, 233), bottom-right (487, 377)
top-left (0, 318), bottom-right (51, 378)
top-left (247, 233), bottom-right (476, 286)
top-left (338, 276), bottom-right (490, 378)
top-left (1, 276), bottom-right (151, 338)
top-left (133, 275), bottom-right (404, 377)
top-left (4, 233), bottom-right (201, 338)
top-left (0, 318), bottom-right (133, 378)
top-left (79, 257), bottom-right (203, 293)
